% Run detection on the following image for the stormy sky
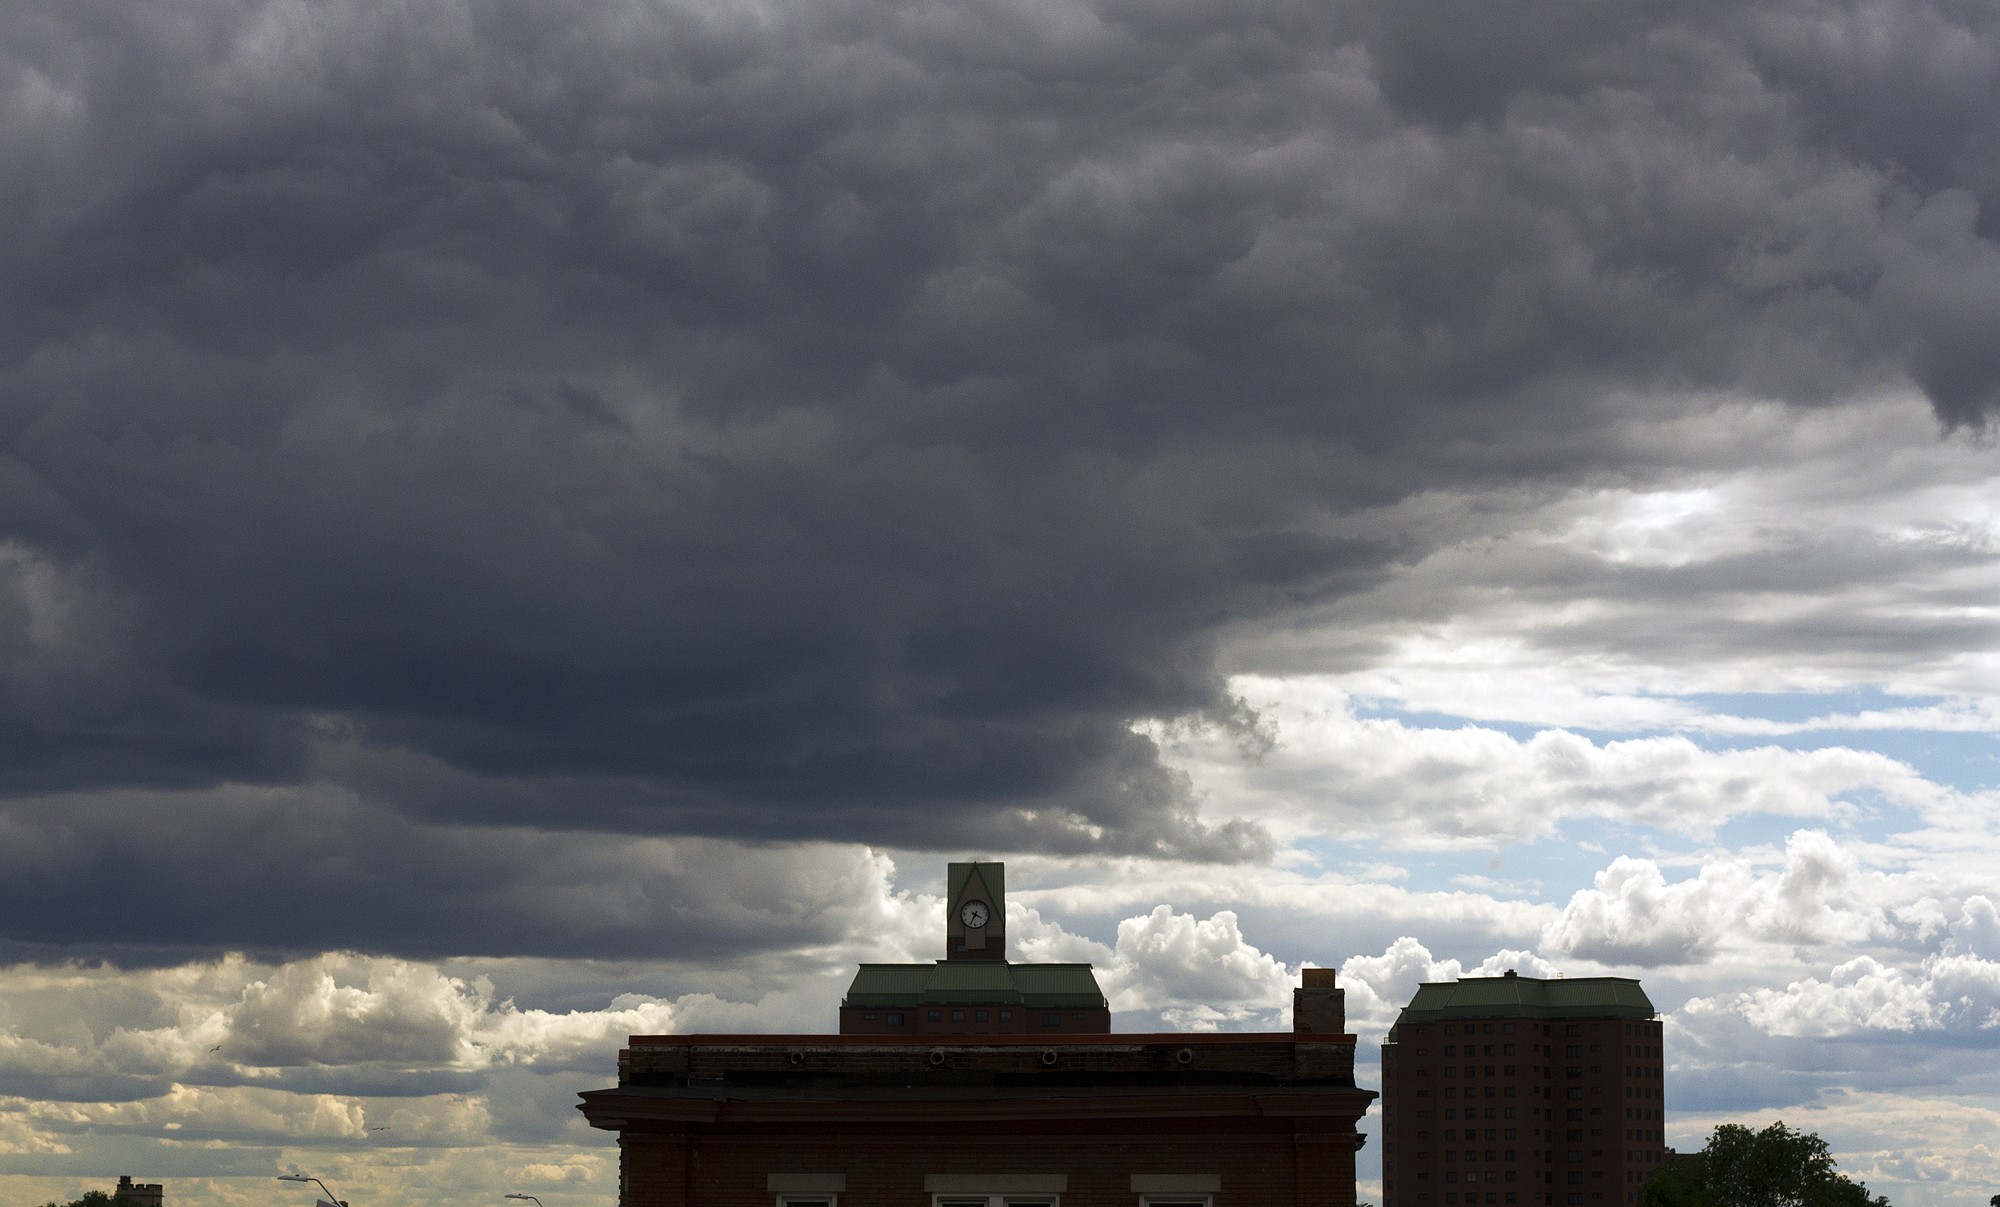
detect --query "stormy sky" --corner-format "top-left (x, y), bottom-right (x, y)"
top-left (4, 0), bottom-right (2000, 1203)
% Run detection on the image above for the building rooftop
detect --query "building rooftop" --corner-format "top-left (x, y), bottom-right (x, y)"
top-left (1389, 973), bottom-right (1656, 1034)
top-left (843, 960), bottom-right (1107, 1008)
top-left (596, 1032), bottom-right (1366, 1113)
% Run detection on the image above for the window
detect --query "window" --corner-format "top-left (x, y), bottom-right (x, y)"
top-left (1139, 1200), bottom-right (1211, 1207)
top-left (888, 1013), bottom-right (905, 1025)
top-left (976, 1010), bottom-right (988, 1021)
top-left (935, 1199), bottom-right (1055, 1207)
top-left (929, 1011), bottom-right (943, 1022)
top-left (1000, 1010), bottom-right (1013, 1021)
top-left (778, 1200), bottom-right (833, 1207)
top-left (1043, 1013), bottom-right (1061, 1025)
top-left (953, 1010), bottom-right (967, 1022)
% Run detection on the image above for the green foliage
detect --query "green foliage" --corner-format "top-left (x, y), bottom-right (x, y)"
top-left (1639, 1152), bottom-right (1713, 1207)
top-left (1641, 1122), bottom-right (1888, 1207)
top-left (40, 1194), bottom-right (137, 1207)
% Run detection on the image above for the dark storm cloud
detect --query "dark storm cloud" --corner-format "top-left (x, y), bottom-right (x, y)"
top-left (0, 780), bottom-right (896, 963)
top-left (2, 0), bottom-right (1999, 953)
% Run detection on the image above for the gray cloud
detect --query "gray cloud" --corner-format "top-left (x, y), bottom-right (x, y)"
top-left (3, 0), bottom-right (2000, 956)
top-left (0, 784), bottom-right (900, 963)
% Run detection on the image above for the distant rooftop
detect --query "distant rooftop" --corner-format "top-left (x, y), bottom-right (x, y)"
top-left (1390, 973), bottom-right (1656, 1033)
top-left (843, 961), bottom-right (1106, 1008)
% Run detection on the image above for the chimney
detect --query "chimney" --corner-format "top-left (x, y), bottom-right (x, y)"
top-left (1293, 967), bottom-right (1346, 1034)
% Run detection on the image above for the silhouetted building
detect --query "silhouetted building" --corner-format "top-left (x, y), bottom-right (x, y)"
top-left (1379, 973), bottom-right (1667, 1207)
top-left (839, 863), bottom-right (1110, 1035)
top-left (113, 1176), bottom-right (164, 1207)
top-left (579, 863), bottom-right (1374, 1207)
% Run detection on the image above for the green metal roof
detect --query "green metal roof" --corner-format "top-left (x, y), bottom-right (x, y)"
top-left (1388, 975), bottom-right (1655, 1039)
top-left (843, 961), bottom-right (1106, 1008)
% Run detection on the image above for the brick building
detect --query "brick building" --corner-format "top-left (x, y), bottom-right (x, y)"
top-left (1378, 973), bottom-right (1667, 1207)
top-left (578, 863), bottom-right (1374, 1206)
top-left (113, 1175), bottom-right (164, 1207)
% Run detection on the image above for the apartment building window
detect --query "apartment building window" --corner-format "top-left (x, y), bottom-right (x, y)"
top-left (1138, 1199), bottom-right (1211, 1207)
top-left (778, 1199), bottom-right (834, 1207)
top-left (935, 1198), bottom-right (1055, 1207)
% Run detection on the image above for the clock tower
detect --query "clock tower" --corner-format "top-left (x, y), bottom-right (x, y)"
top-left (945, 860), bottom-right (1005, 961)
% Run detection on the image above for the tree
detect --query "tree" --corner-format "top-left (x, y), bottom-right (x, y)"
top-left (1641, 1122), bottom-right (1889, 1207)
top-left (1640, 1152), bottom-right (1713, 1207)
top-left (40, 1195), bottom-right (137, 1207)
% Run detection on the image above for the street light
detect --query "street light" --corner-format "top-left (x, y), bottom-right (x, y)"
top-left (505, 1196), bottom-right (544, 1207)
top-left (278, 1172), bottom-right (348, 1206)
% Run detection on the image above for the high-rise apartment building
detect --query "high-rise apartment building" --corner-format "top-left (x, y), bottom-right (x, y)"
top-left (1379, 973), bottom-right (1667, 1207)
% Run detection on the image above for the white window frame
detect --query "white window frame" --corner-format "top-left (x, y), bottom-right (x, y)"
top-left (933, 1197), bottom-right (1058, 1207)
top-left (775, 1198), bottom-right (835, 1207)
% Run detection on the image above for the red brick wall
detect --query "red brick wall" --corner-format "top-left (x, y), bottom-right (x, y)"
top-left (621, 1132), bottom-right (689, 1207)
top-left (622, 1117), bottom-right (1360, 1207)
top-left (1383, 1017), bottom-right (1666, 1207)
top-left (596, 1034), bottom-right (1370, 1207)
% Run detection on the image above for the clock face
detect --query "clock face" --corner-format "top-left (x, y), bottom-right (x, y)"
top-left (960, 901), bottom-right (991, 929)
